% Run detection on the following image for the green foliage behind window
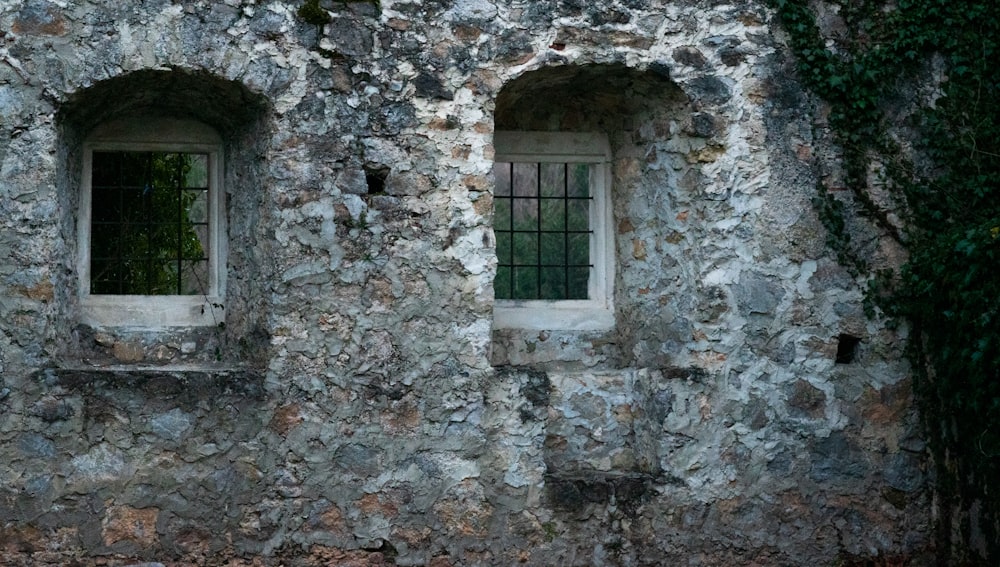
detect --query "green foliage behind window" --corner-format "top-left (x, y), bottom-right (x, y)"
top-left (91, 151), bottom-right (210, 295)
top-left (493, 161), bottom-right (593, 300)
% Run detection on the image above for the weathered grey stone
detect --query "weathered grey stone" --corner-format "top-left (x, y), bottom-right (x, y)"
top-left (884, 452), bottom-right (925, 493)
top-left (735, 272), bottom-right (786, 315)
top-left (685, 75), bottom-right (734, 105)
top-left (0, 0), bottom-right (928, 564)
top-left (31, 395), bottom-right (74, 422)
top-left (149, 409), bottom-right (193, 442)
top-left (787, 379), bottom-right (826, 418)
top-left (323, 17), bottom-right (374, 57)
top-left (334, 443), bottom-right (381, 476)
top-left (18, 433), bottom-right (56, 458)
top-left (673, 46), bottom-right (708, 68)
top-left (810, 431), bottom-right (870, 482)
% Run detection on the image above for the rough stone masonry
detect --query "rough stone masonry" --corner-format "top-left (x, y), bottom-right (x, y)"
top-left (0, 0), bottom-right (933, 565)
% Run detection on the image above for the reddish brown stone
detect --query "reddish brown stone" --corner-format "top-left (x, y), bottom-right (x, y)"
top-left (632, 239), bottom-right (647, 260)
top-left (432, 479), bottom-right (494, 537)
top-left (462, 174), bottom-right (489, 191)
top-left (452, 24), bottom-right (482, 41)
top-left (356, 493), bottom-right (399, 518)
top-left (102, 506), bottom-right (159, 548)
top-left (20, 280), bottom-right (54, 301)
top-left (112, 341), bottom-right (144, 363)
top-left (13, 5), bottom-right (65, 35)
top-left (859, 379), bottom-right (912, 426)
top-left (0, 525), bottom-right (46, 553)
top-left (472, 192), bottom-right (493, 216)
top-left (788, 379), bottom-right (827, 418)
top-left (269, 403), bottom-right (303, 436)
top-left (380, 399), bottom-right (421, 435)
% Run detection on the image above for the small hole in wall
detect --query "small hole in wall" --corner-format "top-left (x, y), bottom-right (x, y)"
top-left (364, 166), bottom-right (389, 195)
top-left (835, 334), bottom-right (861, 364)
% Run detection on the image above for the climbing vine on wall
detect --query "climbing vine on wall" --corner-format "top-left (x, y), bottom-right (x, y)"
top-left (770, 0), bottom-right (1000, 562)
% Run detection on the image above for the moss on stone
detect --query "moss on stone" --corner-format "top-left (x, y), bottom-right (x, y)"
top-left (298, 0), bottom-right (380, 24)
top-left (297, 0), bottom-right (330, 25)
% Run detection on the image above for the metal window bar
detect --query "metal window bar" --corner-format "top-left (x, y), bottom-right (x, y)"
top-left (174, 154), bottom-right (183, 295)
top-left (535, 162), bottom-right (541, 299)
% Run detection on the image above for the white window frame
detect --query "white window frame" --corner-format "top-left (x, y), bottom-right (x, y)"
top-left (77, 118), bottom-right (226, 328)
top-left (492, 131), bottom-right (615, 331)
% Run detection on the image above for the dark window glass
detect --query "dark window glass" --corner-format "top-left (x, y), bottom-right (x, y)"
top-left (90, 151), bottom-right (210, 295)
top-left (493, 161), bottom-right (592, 300)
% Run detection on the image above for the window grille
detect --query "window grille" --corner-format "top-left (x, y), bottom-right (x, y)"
top-left (90, 151), bottom-right (210, 295)
top-left (493, 161), bottom-right (593, 300)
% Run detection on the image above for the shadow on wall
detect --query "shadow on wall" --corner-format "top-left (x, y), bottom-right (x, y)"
top-left (495, 63), bottom-right (687, 133)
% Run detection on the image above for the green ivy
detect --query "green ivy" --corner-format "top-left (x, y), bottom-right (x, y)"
top-left (770, 0), bottom-right (1000, 562)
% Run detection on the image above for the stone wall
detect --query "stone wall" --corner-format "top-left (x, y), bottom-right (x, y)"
top-left (0, 0), bottom-right (933, 564)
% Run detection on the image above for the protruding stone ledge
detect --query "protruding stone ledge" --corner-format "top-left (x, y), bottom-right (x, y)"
top-left (36, 362), bottom-right (266, 400)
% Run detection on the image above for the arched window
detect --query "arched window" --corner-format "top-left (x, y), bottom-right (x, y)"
top-left (77, 118), bottom-right (226, 327)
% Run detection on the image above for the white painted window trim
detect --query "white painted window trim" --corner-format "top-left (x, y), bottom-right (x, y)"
top-left (77, 118), bottom-right (226, 329)
top-left (492, 131), bottom-right (615, 331)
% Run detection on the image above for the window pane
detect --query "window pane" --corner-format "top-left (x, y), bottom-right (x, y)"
top-left (120, 257), bottom-right (156, 294)
top-left (91, 224), bottom-right (120, 258)
top-left (568, 163), bottom-right (590, 197)
top-left (183, 225), bottom-right (209, 260)
top-left (495, 266), bottom-right (512, 299)
top-left (181, 260), bottom-right (210, 295)
top-left (183, 189), bottom-right (209, 223)
top-left (568, 233), bottom-right (589, 266)
top-left (118, 185), bottom-right (145, 222)
top-left (493, 158), bottom-right (598, 301)
top-left (184, 154), bottom-right (209, 188)
top-left (92, 152), bottom-right (120, 186)
top-left (539, 198), bottom-right (565, 231)
top-left (148, 260), bottom-right (180, 295)
top-left (496, 228), bottom-right (512, 265)
top-left (512, 198), bottom-right (537, 231)
top-left (494, 162), bottom-right (512, 197)
top-left (91, 186), bottom-right (122, 222)
top-left (539, 267), bottom-right (566, 300)
top-left (540, 233), bottom-right (565, 267)
top-left (512, 233), bottom-right (538, 265)
top-left (119, 152), bottom-right (148, 187)
top-left (540, 163), bottom-right (565, 197)
top-left (567, 267), bottom-right (589, 299)
top-left (512, 267), bottom-right (538, 299)
top-left (495, 197), bottom-right (511, 231)
top-left (567, 199), bottom-right (589, 232)
top-left (149, 187), bottom-right (181, 224)
top-left (512, 163), bottom-right (538, 197)
top-left (89, 150), bottom-right (212, 296)
top-left (91, 258), bottom-right (121, 294)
